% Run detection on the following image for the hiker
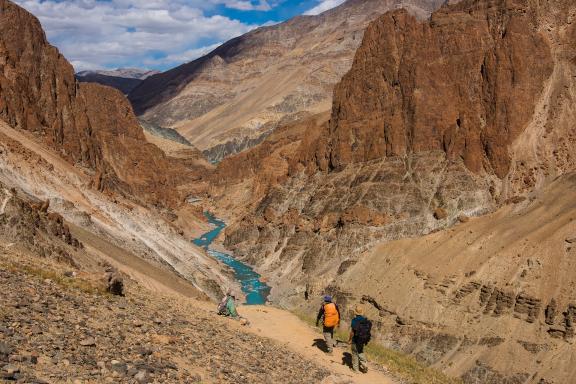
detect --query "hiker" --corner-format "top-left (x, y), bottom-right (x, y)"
top-left (315, 295), bottom-right (340, 354)
top-left (348, 305), bottom-right (372, 373)
top-left (217, 290), bottom-right (250, 325)
top-left (218, 289), bottom-right (239, 318)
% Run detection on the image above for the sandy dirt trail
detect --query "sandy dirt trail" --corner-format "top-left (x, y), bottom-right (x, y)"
top-left (72, 223), bottom-right (395, 383)
top-left (241, 305), bottom-right (395, 384)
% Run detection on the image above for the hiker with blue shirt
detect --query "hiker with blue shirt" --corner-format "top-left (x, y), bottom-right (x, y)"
top-left (348, 305), bottom-right (372, 373)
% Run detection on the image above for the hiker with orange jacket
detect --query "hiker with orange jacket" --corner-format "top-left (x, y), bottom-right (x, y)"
top-left (316, 295), bottom-right (340, 354)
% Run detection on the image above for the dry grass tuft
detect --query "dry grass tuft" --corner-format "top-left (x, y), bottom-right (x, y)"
top-left (0, 258), bottom-right (108, 296)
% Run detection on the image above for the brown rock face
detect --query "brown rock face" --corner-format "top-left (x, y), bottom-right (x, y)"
top-left (318, 0), bottom-right (554, 178)
top-left (0, 0), bottom-right (192, 207)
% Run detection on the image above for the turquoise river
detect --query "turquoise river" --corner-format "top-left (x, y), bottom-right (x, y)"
top-left (193, 212), bottom-right (271, 305)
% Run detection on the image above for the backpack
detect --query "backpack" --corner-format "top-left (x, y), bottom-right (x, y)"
top-left (323, 303), bottom-right (340, 327)
top-left (353, 317), bottom-right (372, 345)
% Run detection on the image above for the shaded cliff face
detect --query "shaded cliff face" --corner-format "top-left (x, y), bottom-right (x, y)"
top-left (129, 0), bottom-right (445, 160)
top-left (318, 0), bottom-right (553, 178)
top-left (215, 0), bottom-right (576, 381)
top-left (0, 0), bottom-right (194, 207)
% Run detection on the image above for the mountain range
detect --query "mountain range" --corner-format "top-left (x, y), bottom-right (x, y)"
top-left (76, 68), bottom-right (160, 94)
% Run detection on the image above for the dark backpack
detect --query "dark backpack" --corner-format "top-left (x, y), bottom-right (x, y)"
top-left (353, 318), bottom-right (372, 345)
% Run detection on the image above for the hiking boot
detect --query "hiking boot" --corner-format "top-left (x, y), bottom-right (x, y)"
top-left (359, 365), bottom-right (368, 373)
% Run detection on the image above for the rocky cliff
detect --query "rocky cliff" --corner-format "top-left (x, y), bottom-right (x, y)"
top-left (214, 0), bottom-right (576, 381)
top-left (0, 0), bottom-right (196, 207)
top-left (321, 0), bottom-right (553, 178)
top-left (129, 0), bottom-right (445, 161)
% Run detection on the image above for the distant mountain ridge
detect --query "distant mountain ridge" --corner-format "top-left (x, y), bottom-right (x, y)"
top-left (76, 68), bottom-right (160, 94)
top-left (129, 0), bottom-right (446, 162)
top-left (77, 68), bottom-right (160, 80)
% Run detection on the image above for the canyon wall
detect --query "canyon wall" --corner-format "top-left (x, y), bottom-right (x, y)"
top-left (0, 0), bottom-right (228, 299)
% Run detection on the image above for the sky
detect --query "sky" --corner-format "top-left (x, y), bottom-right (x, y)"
top-left (13, 0), bottom-right (346, 72)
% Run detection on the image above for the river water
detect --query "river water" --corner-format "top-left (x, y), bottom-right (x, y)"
top-left (193, 212), bottom-right (271, 305)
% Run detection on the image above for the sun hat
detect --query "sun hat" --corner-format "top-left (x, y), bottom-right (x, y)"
top-left (323, 295), bottom-right (332, 302)
top-left (354, 305), bottom-right (364, 316)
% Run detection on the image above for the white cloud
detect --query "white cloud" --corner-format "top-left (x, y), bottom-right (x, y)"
top-left (303, 0), bottom-right (345, 16)
top-left (224, 0), bottom-right (271, 11)
top-left (144, 42), bottom-right (223, 67)
top-left (12, 0), bottom-right (267, 70)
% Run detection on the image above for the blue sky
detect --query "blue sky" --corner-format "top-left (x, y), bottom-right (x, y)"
top-left (13, 0), bottom-right (346, 72)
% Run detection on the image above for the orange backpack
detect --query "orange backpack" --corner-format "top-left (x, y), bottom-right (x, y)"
top-left (323, 303), bottom-right (339, 327)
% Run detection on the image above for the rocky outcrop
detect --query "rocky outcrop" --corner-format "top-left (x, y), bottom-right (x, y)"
top-left (130, 0), bottom-right (446, 156)
top-left (314, 0), bottom-right (554, 178)
top-left (0, 0), bottom-right (196, 207)
top-left (0, 186), bottom-right (82, 266)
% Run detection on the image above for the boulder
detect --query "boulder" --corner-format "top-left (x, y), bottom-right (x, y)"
top-left (107, 273), bottom-right (125, 296)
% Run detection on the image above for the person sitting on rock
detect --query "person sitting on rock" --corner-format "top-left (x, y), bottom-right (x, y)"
top-left (218, 289), bottom-right (239, 318)
top-left (316, 295), bottom-right (340, 354)
top-left (348, 305), bottom-right (372, 373)
top-left (217, 290), bottom-right (250, 326)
